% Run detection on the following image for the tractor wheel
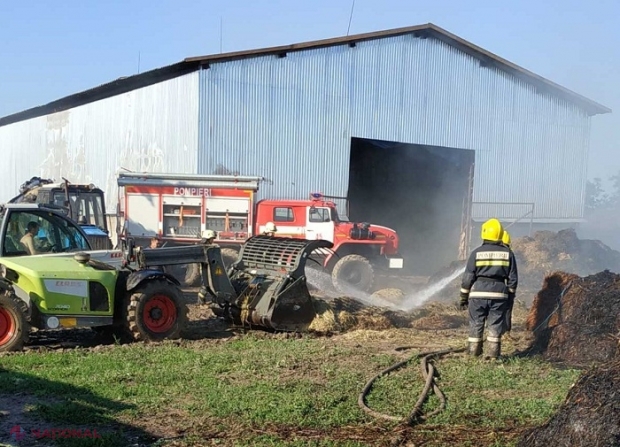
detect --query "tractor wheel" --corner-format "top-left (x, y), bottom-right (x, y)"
top-left (125, 279), bottom-right (188, 342)
top-left (183, 263), bottom-right (202, 287)
top-left (0, 292), bottom-right (30, 352)
top-left (164, 264), bottom-right (201, 287)
top-left (220, 248), bottom-right (240, 268)
top-left (331, 254), bottom-right (375, 294)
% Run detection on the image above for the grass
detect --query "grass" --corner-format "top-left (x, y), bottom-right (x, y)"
top-left (0, 331), bottom-right (582, 447)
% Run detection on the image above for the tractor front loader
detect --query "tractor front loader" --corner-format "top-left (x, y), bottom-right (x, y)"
top-left (134, 235), bottom-right (334, 332)
top-left (0, 235), bottom-right (332, 352)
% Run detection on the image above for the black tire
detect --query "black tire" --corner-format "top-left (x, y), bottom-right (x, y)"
top-left (0, 292), bottom-right (30, 352)
top-left (183, 263), bottom-right (202, 286)
top-left (331, 254), bottom-right (374, 294)
top-left (164, 264), bottom-right (201, 287)
top-left (220, 247), bottom-right (240, 268)
top-left (124, 279), bottom-right (188, 342)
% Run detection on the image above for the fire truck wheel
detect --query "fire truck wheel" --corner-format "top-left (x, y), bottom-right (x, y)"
top-left (220, 248), bottom-right (240, 268)
top-left (125, 279), bottom-right (188, 342)
top-left (0, 292), bottom-right (30, 352)
top-left (183, 263), bottom-right (202, 287)
top-left (331, 254), bottom-right (374, 294)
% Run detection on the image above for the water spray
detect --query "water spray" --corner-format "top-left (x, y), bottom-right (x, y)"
top-left (399, 266), bottom-right (466, 311)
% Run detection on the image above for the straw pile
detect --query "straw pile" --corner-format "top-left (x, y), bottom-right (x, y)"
top-left (308, 296), bottom-right (467, 334)
top-left (424, 229), bottom-right (620, 306)
top-left (525, 270), bottom-right (620, 367)
top-left (512, 229), bottom-right (620, 297)
top-left (517, 359), bottom-right (620, 447)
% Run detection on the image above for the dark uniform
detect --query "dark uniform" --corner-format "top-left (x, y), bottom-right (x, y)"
top-left (460, 238), bottom-right (518, 359)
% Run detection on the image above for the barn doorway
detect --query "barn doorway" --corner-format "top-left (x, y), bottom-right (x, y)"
top-left (347, 137), bottom-right (475, 276)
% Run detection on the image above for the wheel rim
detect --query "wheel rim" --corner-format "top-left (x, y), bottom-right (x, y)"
top-left (0, 307), bottom-right (16, 346)
top-left (142, 294), bottom-right (177, 333)
top-left (340, 264), bottom-right (363, 285)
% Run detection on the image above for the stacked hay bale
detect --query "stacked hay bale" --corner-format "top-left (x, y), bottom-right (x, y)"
top-left (512, 229), bottom-right (620, 303)
top-left (525, 270), bottom-right (620, 367)
top-left (517, 359), bottom-right (620, 447)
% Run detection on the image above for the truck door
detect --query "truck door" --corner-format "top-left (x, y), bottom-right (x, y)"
top-left (305, 207), bottom-right (335, 242)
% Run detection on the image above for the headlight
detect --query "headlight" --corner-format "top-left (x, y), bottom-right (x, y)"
top-left (0, 265), bottom-right (18, 282)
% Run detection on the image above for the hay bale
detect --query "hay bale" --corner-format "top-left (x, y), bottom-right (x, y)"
top-left (525, 270), bottom-right (620, 366)
top-left (512, 229), bottom-right (620, 302)
top-left (517, 359), bottom-right (620, 447)
top-left (371, 288), bottom-right (405, 306)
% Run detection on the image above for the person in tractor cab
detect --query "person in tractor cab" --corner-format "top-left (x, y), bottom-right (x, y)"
top-left (458, 218), bottom-right (518, 360)
top-left (263, 222), bottom-right (277, 237)
top-left (201, 229), bottom-right (217, 245)
top-left (150, 237), bottom-right (161, 249)
top-left (500, 230), bottom-right (516, 337)
top-left (20, 221), bottom-right (42, 255)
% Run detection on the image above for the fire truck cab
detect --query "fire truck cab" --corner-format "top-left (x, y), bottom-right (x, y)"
top-left (254, 194), bottom-right (403, 292)
top-left (116, 172), bottom-right (403, 293)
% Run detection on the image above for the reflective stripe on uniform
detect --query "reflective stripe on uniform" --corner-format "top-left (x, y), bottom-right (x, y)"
top-left (475, 251), bottom-right (509, 260)
top-left (469, 291), bottom-right (508, 298)
top-left (468, 337), bottom-right (483, 343)
top-left (487, 335), bottom-right (501, 342)
top-left (460, 288), bottom-right (470, 294)
top-left (475, 260), bottom-right (510, 267)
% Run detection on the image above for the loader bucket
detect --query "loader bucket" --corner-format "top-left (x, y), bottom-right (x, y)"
top-left (226, 235), bottom-right (333, 332)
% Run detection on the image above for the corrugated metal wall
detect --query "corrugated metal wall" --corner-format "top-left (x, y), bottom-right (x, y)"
top-left (0, 71), bottom-right (200, 212)
top-left (198, 35), bottom-right (592, 221)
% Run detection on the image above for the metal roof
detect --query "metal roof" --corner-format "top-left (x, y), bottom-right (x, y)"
top-left (0, 23), bottom-right (610, 127)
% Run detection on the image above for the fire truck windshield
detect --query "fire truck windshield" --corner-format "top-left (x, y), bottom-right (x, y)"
top-left (330, 206), bottom-right (348, 223)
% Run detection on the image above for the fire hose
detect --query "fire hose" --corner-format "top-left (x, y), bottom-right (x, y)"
top-left (358, 346), bottom-right (466, 426)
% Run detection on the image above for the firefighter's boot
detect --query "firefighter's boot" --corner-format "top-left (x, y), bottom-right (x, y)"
top-left (486, 335), bottom-right (501, 360)
top-left (467, 338), bottom-right (483, 357)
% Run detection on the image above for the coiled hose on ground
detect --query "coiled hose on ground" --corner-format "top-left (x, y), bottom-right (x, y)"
top-left (358, 346), bottom-right (466, 427)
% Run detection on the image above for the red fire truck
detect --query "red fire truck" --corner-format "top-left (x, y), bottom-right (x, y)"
top-left (116, 172), bottom-right (404, 293)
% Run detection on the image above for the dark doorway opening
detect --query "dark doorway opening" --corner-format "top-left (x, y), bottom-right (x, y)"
top-left (347, 137), bottom-right (475, 276)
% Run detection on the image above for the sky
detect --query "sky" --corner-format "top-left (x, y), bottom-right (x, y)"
top-left (0, 0), bottom-right (617, 186)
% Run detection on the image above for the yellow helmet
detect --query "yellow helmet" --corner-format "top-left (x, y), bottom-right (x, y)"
top-left (481, 218), bottom-right (503, 242)
top-left (502, 230), bottom-right (511, 247)
top-left (201, 229), bottom-right (216, 240)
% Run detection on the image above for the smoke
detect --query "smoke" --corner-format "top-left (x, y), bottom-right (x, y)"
top-left (347, 138), bottom-right (474, 277)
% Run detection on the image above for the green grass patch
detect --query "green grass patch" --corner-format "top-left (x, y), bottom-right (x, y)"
top-left (0, 334), bottom-right (582, 446)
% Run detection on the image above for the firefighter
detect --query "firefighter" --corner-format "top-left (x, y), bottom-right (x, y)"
top-left (459, 218), bottom-right (518, 359)
top-left (501, 230), bottom-right (516, 336)
top-left (263, 222), bottom-right (277, 236)
top-left (201, 229), bottom-right (217, 244)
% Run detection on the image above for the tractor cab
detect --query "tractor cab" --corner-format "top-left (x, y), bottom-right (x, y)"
top-left (9, 177), bottom-right (112, 250)
top-left (0, 204), bottom-right (91, 257)
top-left (0, 203), bottom-right (124, 268)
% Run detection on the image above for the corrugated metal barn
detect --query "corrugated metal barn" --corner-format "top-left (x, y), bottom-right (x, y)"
top-left (0, 23), bottom-right (610, 272)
